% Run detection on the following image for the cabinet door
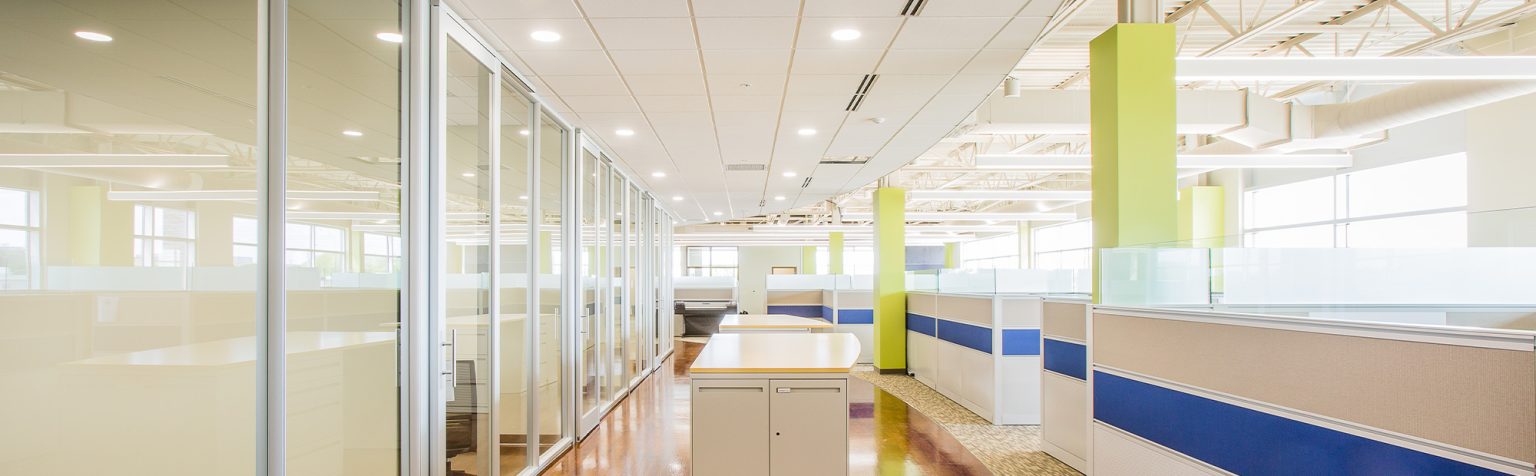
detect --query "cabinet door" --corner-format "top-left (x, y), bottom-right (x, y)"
top-left (769, 379), bottom-right (848, 476)
top-left (692, 379), bottom-right (770, 476)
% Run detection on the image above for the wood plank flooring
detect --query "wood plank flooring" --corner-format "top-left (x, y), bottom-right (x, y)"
top-left (541, 339), bottom-right (991, 475)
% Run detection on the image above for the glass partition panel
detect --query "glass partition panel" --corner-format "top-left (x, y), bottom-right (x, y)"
top-left (606, 166), bottom-right (626, 399)
top-left (0, 3), bottom-right (259, 474)
top-left (577, 148), bottom-right (601, 427)
top-left (1097, 247), bottom-right (1213, 306)
top-left (535, 112), bottom-right (567, 456)
top-left (442, 36), bottom-right (494, 476)
top-left (496, 78), bottom-right (532, 473)
top-left (626, 184), bottom-right (639, 380)
top-left (287, 1), bottom-right (403, 474)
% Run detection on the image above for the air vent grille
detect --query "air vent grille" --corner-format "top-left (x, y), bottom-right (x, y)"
top-left (819, 156), bottom-right (871, 165)
top-left (800, 177), bottom-right (813, 188)
top-left (845, 74), bottom-right (878, 112)
top-left (725, 163), bottom-right (767, 171)
top-left (900, 0), bottom-right (928, 16)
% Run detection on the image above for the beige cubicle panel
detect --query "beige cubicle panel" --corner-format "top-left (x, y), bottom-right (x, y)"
top-left (1091, 307), bottom-right (1536, 475)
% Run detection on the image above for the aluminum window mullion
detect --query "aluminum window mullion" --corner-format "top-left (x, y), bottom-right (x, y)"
top-left (524, 94), bottom-right (542, 473)
top-left (257, 0), bottom-right (288, 473)
top-left (400, 0), bottom-right (431, 473)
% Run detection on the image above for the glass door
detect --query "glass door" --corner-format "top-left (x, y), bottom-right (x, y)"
top-left (576, 140), bottom-right (606, 436)
top-left (439, 20), bottom-right (496, 476)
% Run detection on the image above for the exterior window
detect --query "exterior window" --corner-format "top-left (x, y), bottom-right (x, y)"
top-left (362, 232), bottom-right (402, 273)
top-left (134, 205), bottom-right (196, 268)
top-left (846, 246), bottom-right (875, 275)
top-left (286, 222), bottom-right (347, 278)
top-left (0, 187), bottom-right (39, 289)
top-left (684, 246), bottom-right (737, 277)
top-left (960, 233), bottom-right (1019, 269)
top-left (1033, 219), bottom-right (1093, 270)
top-left (233, 217), bottom-right (258, 266)
top-left (1243, 154), bottom-right (1467, 248)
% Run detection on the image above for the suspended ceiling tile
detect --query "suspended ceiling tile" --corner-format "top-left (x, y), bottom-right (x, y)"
top-left (708, 95), bottom-right (785, 112)
top-left (590, 18), bottom-right (697, 50)
top-left (577, 0), bottom-right (691, 18)
top-left (515, 49), bottom-right (618, 75)
top-left (702, 49), bottom-right (793, 74)
top-left (481, 19), bottom-right (602, 50)
top-left (892, 17), bottom-right (1011, 49)
top-left (790, 49), bottom-right (885, 75)
top-left (692, 0), bottom-right (801, 17)
top-left (561, 95), bottom-right (642, 113)
top-left (695, 18), bottom-right (797, 49)
top-left (705, 74), bottom-right (787, 95)
top-left (635, 95), bottom-right (711, 113)
top-left (802, 0), bottom-right (909, 17)
top-left (795, 18), bottom-right (904, 49)
top-left (538, 74), bottom-right (629, 96)
top-left (459, 0), bottom-right (582, 19)
top-left (608, 49), bottom-right (703, 75)
top-left (877, 49), bottom-right (975, 75)
top-left (624, 74), bottom-right (708, 95)
top-left (919, 0), bottom-right (1034, 16)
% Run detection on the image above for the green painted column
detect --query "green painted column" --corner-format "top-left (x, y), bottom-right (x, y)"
top-left (539, 231), bottom-right (554, 274)
top-left (943, 243), bottom-right (958, 269)
top-left (828, 232), bottom-right (844, 275)
top-left (872, 187), bottom-right (906, 372)
top-left (1089, 23), bottom-right (1179, 303)
top-left (1179, 185), bottom-right (1225, 292)
top-left (801, 246), bottom-right (816, 274)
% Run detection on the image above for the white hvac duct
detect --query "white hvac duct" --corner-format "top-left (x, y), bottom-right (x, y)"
top-left (966, 80), bottom-right (1536, 153)
top-left (1306, 80), bottom-right (1536, 138)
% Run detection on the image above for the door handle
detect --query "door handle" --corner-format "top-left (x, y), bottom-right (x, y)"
top-left (442, 328), bottom-right (458, 402)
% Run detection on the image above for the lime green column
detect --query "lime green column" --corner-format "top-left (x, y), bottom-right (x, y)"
top-left (872, 187), bottom-right (906, 372)
top-left (828, 232), bottom-right (844, 275)
top-left (801, 246), bottom-right (816, 274)
top-left (1090, 24), bottom-right (1179, 303)
top-left (1179, 185), bottom-right (1225, 291)
top-left (943, 243), bottom-right (958, 269)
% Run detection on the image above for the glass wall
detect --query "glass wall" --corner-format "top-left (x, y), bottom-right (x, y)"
top-left (0, 3), bottom-right (675, 475)
top-left (0, 1), bottom-right (263, 474)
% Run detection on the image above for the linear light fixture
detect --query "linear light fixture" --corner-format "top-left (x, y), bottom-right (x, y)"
top-left (107, 190), bottom-right (380, 201)
top-left (839, 212), bottom-right (1076, 222)
top-left (0, 153), bottom-right (229, 168)
top-left (974, 153), bottom-right (1352, 170)
top-left (906, 190), bottom-right (1091, 202)
top-left (289, 211), bottom-right (485, 221)
top-left (1176, 56), bottom-right (1536, 81)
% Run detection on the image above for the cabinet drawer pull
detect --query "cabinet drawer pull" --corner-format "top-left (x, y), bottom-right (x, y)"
top-left (698, 386), bottom-right (763, 393)
top-left (776, 387), bottom-right (841, 393)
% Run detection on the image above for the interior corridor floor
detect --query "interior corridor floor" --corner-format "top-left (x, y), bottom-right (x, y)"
top-left (541, 339), bottom-right (993, 475)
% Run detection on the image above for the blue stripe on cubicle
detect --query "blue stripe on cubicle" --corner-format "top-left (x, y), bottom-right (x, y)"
top-left (937, 319), bottom-right (992, 353)
top-left (1093, 371), bottom-right (1502, 476)
top-left (821, 306), bottom-right (834, 321)
top-left (1000, 329), bottom-right (1041, 356)
top-left (1042, 338), bottom-right (1086, 380)
top-left (767, 305), bottom-right (823, 320)
top-left (906, 313), bottom-right (936, 337)
top-left (838, 309), bottom-right (874, 324)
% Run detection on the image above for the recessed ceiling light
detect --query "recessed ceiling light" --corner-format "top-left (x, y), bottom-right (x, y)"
top-left (376, 32), bottom-right (403, 43)
top-left (671, 195), bottom-right (684, 201)
top-left (773, 195), bottom-right (786, 201)
top-left (651, 171), bottom-right (666, 178)
top-left (518, 195), bottom-right (529, 200)
top-left (530, 30), bottom-right (561, 42)
top-left (713, 211), bottom-right (723, 216)
top-left (519, 129), bottom-right (530, 135)
top-left (831, 29), bottom-right (862, 41)
top-left (74, 31), bottom-right (112, 42)
top-left (342, 130), bottom-right (363, 137)
top-left (782, 171), bottom-right (797, 178)
top-left (462, 172), bottom-right (476, 178)
top-left (797, 128), bottom-right (817, 136)
top-left (615, 129), bottom-right (635, 136)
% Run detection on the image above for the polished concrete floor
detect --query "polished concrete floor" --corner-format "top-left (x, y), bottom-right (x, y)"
top-left (541, 339), bottom-right (991, 475)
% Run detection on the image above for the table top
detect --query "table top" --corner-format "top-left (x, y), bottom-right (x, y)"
top-left (690, 333), bottom-right (860, 374)
top-left (718, 314), bottom-right (834, 330)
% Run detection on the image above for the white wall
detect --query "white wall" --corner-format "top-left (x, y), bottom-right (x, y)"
top-left (735, 246), bottom-right (804, 314)
top-left (1466, 92), bottom-right (1536, 246)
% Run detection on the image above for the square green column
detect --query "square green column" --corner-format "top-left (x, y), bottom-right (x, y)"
top-left (943, 243), bottom-right (958, 269)
top-left (1179, 185), bottom-right (1226, 292)
top-left (828, 232), bottom-right (844, 274)
top-left (872, 187), bottom-right (906, 372)
top-left (801, 246), bottom-right (816, 274)
top-left (1090, 23), bottom-right (1179, 303)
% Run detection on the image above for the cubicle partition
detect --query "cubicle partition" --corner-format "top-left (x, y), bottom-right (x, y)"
top-left (1039, 297), bottom-right (1090, 472)
top-left (764, 275), bottom-right (830, 319)
top-left (765, 275), bottom-right (876, 363)
top-left (904, 291), bottom-right (1043, 424)
top-left (1087, 306), bottom-right (1535, 475)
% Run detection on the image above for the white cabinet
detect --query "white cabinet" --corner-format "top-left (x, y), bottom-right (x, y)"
top-left (692, 380), bottom-right (771, 476)
top-left (769, 379), bottom-right (848, 476)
